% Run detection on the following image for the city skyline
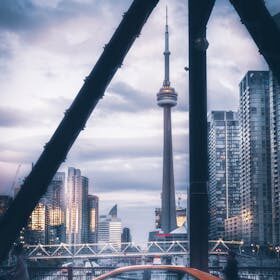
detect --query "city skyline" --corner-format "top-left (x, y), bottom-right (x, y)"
top-left (0, 0), bottom-right (279, 243)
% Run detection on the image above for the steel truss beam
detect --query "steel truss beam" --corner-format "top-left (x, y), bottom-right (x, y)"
top-left (25, 241), bottom-right (189, 260)
top-left (25, 240), bottom-right (243, 260)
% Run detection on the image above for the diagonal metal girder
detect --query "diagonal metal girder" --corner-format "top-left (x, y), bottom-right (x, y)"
top-left (0, 0), bottom-right (159, 262)
top-left (230, 0), bottom-right (280, 81)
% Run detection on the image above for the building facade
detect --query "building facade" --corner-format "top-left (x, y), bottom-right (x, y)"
top-left (98, 205), bottom-right (122, 248)
top-left (25, 172), bottom-right (66, 244)
top-left (88, 195), bottom-right (99, 243)
top-left (121, 227), bottom-right (132, 243)
top-left (208, 111), bottom-right (240, 239)
top-left (25, 202), bottom-right (47, 244)
top-left (44, 172), bottom-right (66, 244)
top-left (239, 71), bottom-right (272, 244)
top-left (270, 71), bottom-right (280, 244)
top-left (98, 215), bottom-right (110, 243)
top-left (66, 167), bottom-right (89, 244)
top-left (224, 215), bottom-right (242, 241)
top-left (81, 176), bottom-right (89, 243)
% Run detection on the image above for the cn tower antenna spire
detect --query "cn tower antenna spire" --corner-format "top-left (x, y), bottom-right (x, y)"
top-left (164, 5), bottom-right (170, 87)
top-left (166, 5), bottom-right (168, 26)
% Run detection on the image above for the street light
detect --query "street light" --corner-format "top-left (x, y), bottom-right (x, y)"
top-left (275, 246), bottom-right (280, 259)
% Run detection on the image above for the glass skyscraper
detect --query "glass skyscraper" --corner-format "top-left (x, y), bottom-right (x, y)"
top-left (45, 172), bottom-right (66, 244)
top-left (26, 202), bottom-right (47, 244)
top-left (208, 111), bottom-right (240, 239)
top-left (88, 194), bottom-right (99, 243)
top-left (239, 71), bottom-right (272, 244)
top-left (121, 227), bottom-right (132, 243)
top-left (25, 172), bottom-right (66, 245)
top-left (269, 71), bottom-right (280, 244)
top-left (22, 168), bottom-right (93, 245)
top-left (66, 167), bottom-right (89, 244)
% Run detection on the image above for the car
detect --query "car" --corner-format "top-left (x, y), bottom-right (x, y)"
top-left (94, 265), bottom-right (220, 280)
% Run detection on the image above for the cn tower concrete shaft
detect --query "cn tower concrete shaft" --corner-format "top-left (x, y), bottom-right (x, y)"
top-left (161, 106), bottom-right (177, 233)
top-left (157, 7), bottom-right (177, 233)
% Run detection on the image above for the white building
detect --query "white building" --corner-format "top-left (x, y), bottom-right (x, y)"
top-left (98, 205), bottom-right (122, 248)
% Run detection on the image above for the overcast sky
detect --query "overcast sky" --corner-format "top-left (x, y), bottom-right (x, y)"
top-left (0, 0), bottom-right (279, 243)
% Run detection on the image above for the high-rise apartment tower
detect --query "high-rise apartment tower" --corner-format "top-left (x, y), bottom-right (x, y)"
top-left (88, 195), bottom-right (99, 243)
top-left (239, 71), bottom-right (272, 244)
top-left (270, 71), bottom-right (280, 244)
top-left (66, 167), bottom-right (89, 244)
top-left (208, 111), bottom-right (240, 239)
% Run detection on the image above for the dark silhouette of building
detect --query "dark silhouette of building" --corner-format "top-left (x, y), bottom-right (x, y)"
top-left (223, 251), bottom-right (238, 280)
top-left (109, 204), bottom-right (117, 218)
top-left (0, 196), bottom-right (12, 218)
top-left (121, 227), bottom-right (132, 243)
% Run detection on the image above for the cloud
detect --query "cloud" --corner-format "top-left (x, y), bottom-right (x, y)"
top-left (0, 106), bottom-right (38, 127)
top-left (105, 82), bottom-right (154, 112)
top-left (206, 0), bottom-right (268, 111)
top-left (0, 0), bottom-right (105, 32)
top-left (0, 0), bottom-right (35, 31)
top-left (105, 81), bottom-right (188, 113)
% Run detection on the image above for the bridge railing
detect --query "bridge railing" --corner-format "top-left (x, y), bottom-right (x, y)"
top-left (209, 266), bottom-right (280, 280)
top-left (0, 266), bottom-right (115, 280)
top-left (1, 266), bottom-right (279, 280)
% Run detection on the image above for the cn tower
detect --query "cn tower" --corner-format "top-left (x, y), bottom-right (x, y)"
top-left (157, 8), bottom-right (177, 234)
